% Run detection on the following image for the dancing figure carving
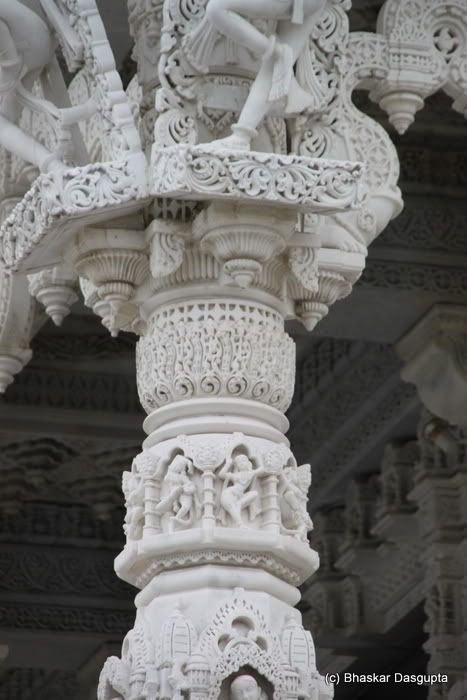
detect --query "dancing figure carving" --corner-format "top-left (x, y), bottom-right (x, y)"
top-left (155, 455), bottom-right (197, 532)
top-left (183, 0), bottom-right (327, 150)
top-left (218, 454), bottom-right (265, 526)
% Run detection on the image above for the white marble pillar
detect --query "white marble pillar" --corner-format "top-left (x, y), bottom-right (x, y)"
top-left (99, 200), bottom-right (337, 700)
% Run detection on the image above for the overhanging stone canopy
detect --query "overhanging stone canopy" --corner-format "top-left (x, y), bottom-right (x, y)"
top-left (0, 1), bottom-right (467, 700)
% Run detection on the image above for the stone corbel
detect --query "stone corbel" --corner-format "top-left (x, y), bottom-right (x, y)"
top-left (287, 230), bottom-right (365, 331)
top-left (288, 236), bottom-right (321, 296)
top-left (397, 305), bottom-right (467, 428)
top-left (72, 227), bottom-right (149, 337)
top-left (193, 202), bottom-right (297, 288)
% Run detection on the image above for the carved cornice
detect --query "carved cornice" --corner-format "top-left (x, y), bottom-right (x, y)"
top-left (1, 366), bottom-right (142, 416)
top-left (0, 502), bottom-right (124, 545)
top-left (0, 603), bottom-right (134, 635)
top-left (0, 546), bottom-right (131, 597)
top-left (359, 260), bottom-right (467, 299)
top-left (31, 332), bottom-right (137, 362)
top-left (375, 196), bottom-right (467, 253)
top-left (398, 145), bottom-right (467, 194)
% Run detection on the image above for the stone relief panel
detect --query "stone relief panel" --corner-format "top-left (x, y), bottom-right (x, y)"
top-left (121, 435), bottom-right (311, 543)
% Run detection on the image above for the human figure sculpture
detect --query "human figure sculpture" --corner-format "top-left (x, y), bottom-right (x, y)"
top-left (155, 455), bottom-right (197, 531)
top-left (0, 0), bottom-right (62, 172)
top-left (230, 674), bottom-right (263, 700)
top-left (122, 471), bottom-right (145, 540)
top-left (278, 464), bottom-right (313, 540)
top-left (218, 454), bottom-right (265, 526)
top-left (183, 0), bottom-right (327, 150)
top-left (0, 0), bottom-right (94, 173)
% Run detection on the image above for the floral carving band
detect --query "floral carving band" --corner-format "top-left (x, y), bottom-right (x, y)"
top-left (0, 158), bottom-right (147, 272)
top-left (151, 145), bottom-right (366, 213)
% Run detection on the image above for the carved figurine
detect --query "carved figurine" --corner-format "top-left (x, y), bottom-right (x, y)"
top-left (278, 464), bottom-right (313, 540)
top-left (155, 454), bottom-right (197, 531)
top-left (0, 0), bottom-right (62, 172)
top-left (122, 471), bottom-right (145, 540)
top-left (183, 0), bottom-right (327, 150)
top-left (230, 674), bottom-right (264, 700)
top-left (0, 0), bottom-right (94, 173)
top-left (218, 454), bottom-right (265, 527)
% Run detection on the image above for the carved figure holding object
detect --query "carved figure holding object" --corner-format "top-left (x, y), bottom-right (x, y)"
top-left (218, 453), bottom-right (265, 526)
top-left (183, 0), bottom-right (327, 150)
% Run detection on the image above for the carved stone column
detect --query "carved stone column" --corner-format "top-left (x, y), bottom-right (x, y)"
top-left (101, 180), bottom-right (364, 699)
top-left (0, 0), bottom-right (418, 697)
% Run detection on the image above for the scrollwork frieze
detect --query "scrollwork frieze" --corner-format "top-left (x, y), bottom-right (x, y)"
top-left (151, 145), bottom-right (365, 213)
